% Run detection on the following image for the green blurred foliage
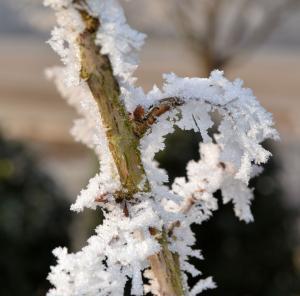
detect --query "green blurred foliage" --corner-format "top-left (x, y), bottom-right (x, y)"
top-left (0, 135), bottom-right (71, 296)
top-left (156, 128), bottom-right (300, 296)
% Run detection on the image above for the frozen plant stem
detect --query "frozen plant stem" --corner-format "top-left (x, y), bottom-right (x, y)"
top-left (77, 9), bottom-right (148, 196)
top-left (148, 228), bottom-right (184, 296)
top-left (46, 0), bottom-right (278, 295)
top-left (77, 6), bottom-right (184, 296)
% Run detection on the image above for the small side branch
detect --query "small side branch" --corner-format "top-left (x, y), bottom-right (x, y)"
top-left (132, 97), bottom-right (184, 137)
top-left (168, 160), bottom-right (227, 236)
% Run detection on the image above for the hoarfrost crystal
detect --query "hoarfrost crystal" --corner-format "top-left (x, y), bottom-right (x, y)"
top-left (45, 0), bottom-right (278, 295)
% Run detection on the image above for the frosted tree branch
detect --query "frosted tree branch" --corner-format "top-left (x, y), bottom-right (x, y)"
top-left (44, 0), bottom-right (279, 295)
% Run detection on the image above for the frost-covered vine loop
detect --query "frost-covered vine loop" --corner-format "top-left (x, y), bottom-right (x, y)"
top-left (45, 0), bottom-right (278, 295)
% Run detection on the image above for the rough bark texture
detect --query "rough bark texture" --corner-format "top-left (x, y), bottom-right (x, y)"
top-left (132, 97), bottom-right (184, 137)
top-left (78, 11), bottom-right (149, 197)
top-left (77, 8), bottom-right (184, 296)
top-left (148, 229), bottom-right (184, 296)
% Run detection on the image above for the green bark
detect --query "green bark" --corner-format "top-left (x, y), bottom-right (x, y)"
top-left (77, 11), bottom-right (149, 197)
top-left (76, 8), bottom-right (184, 296)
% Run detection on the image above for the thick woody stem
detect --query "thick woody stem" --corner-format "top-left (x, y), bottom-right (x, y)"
top-left (76, 7), bottom-right (184, 296)
top-left (77, 10), bottom-right (149, 196)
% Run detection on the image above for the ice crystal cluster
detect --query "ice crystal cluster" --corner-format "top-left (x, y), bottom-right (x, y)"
top-left (45, 0), bottom-right (279, 295)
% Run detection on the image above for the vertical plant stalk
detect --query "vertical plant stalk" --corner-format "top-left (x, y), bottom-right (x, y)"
top-left (148, 228), bottom-right (184, 296)
top-left (78, 11), bottom-right (148, 196)
top-left (77, 9), bottom-right (184, 296)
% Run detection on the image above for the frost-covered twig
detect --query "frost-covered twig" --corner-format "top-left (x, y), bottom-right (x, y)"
top-left (44, 0), bottom-right (278, 295)
top-left (131, 97), bottom-right (184, 137)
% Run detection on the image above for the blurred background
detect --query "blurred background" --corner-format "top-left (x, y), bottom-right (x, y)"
top-left (0, 0), bottom-right (300, 295)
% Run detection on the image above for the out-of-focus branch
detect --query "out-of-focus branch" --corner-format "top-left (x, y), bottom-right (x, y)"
top-left (171, 0), bottom-right (299, 74)
top-left (221, 0), bottom-right (300, 63)
top-left (173, 0), bottom-right (207, 51)
top-left (239, 0), bottom-right (299, 52)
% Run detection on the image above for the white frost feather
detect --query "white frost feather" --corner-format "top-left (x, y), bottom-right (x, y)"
top-left (45, 0), bottom-right (278, 295)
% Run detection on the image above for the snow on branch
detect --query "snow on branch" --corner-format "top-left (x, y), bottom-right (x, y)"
top-left (44, 0), bottom-right (278, 295)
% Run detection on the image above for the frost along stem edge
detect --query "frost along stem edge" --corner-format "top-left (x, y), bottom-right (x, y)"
top-left (77, 5), bottom-right (184, 296)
